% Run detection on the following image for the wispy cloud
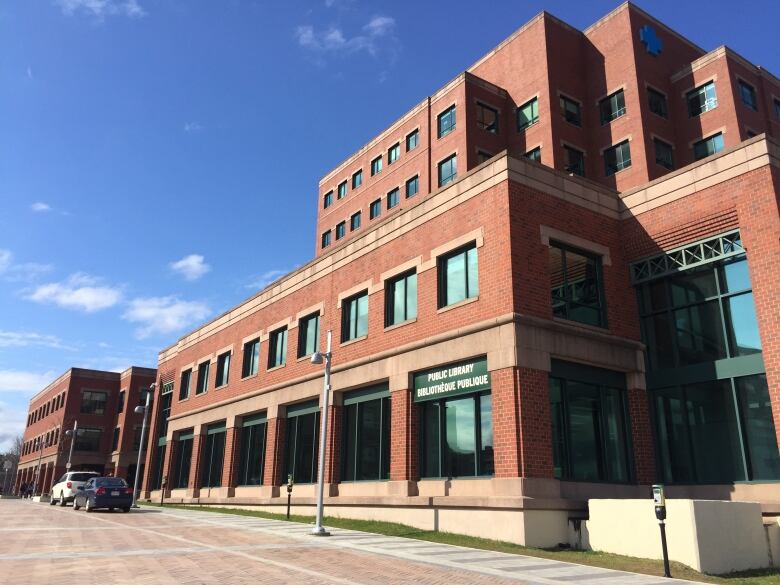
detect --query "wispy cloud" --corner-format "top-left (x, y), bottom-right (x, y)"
top-left (0, 331), bottom-right (75, 351)
top-left (0, 401), bottom-right (29, 451)
top-left (295, 15), bottom-right (399, 61)
top-left (183, 122), bottom-right (203, 133)
top-left (0, 249), bottom-right (53, 283)
top-left (246, 268), bottom-right (288, 291)
top-left (0, 250), bottom-right (10, 273)
top-left (31, 202), bottom-right (52, 213)
top-left (55, 0), bottom-right (146, 20)
top-left (123, 296), bottom-right (210, 339)
top-left (170, 254), bottom-right (210, 281)
top-left (26, 66), bottom-right (34, 80)
top-left (0, 369), bottom-right (57, 393)
top-left (26, 273), bottom-right (122, 313)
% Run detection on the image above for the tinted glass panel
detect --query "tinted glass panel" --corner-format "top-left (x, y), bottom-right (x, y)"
top-left (736, 375), bottom-right (780, 480)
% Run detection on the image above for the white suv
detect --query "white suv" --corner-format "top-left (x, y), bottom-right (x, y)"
top-left (50, 471), bottom-right (100, 506)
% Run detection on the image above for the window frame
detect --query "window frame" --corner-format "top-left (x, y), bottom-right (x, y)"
top-left (350, 211), bottom-right (361, 232)
top-left (687, 81), bottom-right (718, 117)
top-left (297, 312), bottom-right (320, 359)
top-left (179, 368), bottom-right (192, 400)
top-left (341, 290), bottom-right (369, 342)
top-left (323, 190), bottom-right (333, 209)
top-left (406, 129), bottom-right (419, 151)
top-left (341, 389), bottom-right (391, 482)
top-left (335, 221), bottom-right (346, 240)
top-left (405, 175), bottom-right (419, 198)
top-left (647, 87), bottom-right (668, 118)
top-left (369, 198), bottom-right (382, 220)
top-left (437, 241), bottom-right (479, 309)
top-left (693, 132), bottom-right (724, 161)
top-left (267, 327), bottom-right (288, 369)
top-left (80, 391), bottom-right (107, 415)
top-left (476, 101), bottom-right (499, 134)
top-left (388, 143), bottom-right (400, 164)
top-left (351, 169), bottom-right (362, 189)
top-left (525, 146), bottom-right (541, 161)
top-left (517, 97), bottom-right (539, 131)
top-left (603, 140), bottom-right (632, 176)
top-left (386, 187), bottom-right (400, 210)
top-left (653, 138), bottom-right (674, 170)
top-left (215, 351), bottom-right (231, 388)
top-left (370, 155), bottom-right (383, 176)
top-left (437, 105), bottom-right (456, 138)
top-left (196, 361), bottom-right (210, 395)
top-left (559, 94), bottom-right (582, 127)
top-left (738, 80), bottom-right (757, 111)
top-left (337, 181), bottom-right (347, 200)
top-left (321, 230), bottom-right (332, 249)
top-left (549, 241), bottom-right (607, 328)
top-left (564, 145), bottom-right (585, 176)
top-left (599, 89), bottom-right (626, 125)
top-left (437, 154), bottom-right (457, 187)
top-left (385, 269), bottom-right (418, 327)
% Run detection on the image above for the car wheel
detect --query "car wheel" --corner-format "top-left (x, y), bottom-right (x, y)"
top-left (49, 496), bottom-right (56, 506)
top-left (85, 498), bottom-right (93, 513)
top-left (108, 508), bottom-right (114, 512)
top-left (122, 507), bottom-right (130, 513)
top-left (73, 499), bottom-right (80, 511)
top-left (59, 493), bottom-right (66, 507)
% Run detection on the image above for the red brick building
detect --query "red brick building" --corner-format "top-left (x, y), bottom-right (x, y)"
top-left (140, 3), bottom-right (780, 545)
top-left (15, 366), bottom-right (156, 496)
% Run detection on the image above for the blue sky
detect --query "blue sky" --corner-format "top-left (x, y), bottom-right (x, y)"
top-left (1, 0), bottom-right (778, 450)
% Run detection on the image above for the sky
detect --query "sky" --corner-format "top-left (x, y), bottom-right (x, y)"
top-left (1, 0), bottom-right (779, 451)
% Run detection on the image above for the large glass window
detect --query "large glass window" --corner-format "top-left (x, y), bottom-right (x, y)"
top-left (342, 291), bottom-right (368, 342)
top-left (687, 81), bottom-right (717, 117)
top-left (80, 391), bottom-right (107, 415)
top-left (385, 270), bottom-right (417, 326)
top-left (196, 361), bottom-right (210, 395)
top-left (268, 327), bottom-right (288, 368)
top-left (342, 387), bottom-right (390, 481)
top-left (284, 402), bottom-right (320, 484)
top-left (215, 351), bottom-right (230, 387)
top-left (438, 242), bottom-right (478, 308)
top-left (693, 133), bottom-right (724, 160)
top-left (179, 369), bottom-right (191, 400)
top-left (549, 366), bottom-right (632, 483)
top-left (75, 427), bottom-right (101, 452)
top-left (604, 140), bottom-right (631, 176)
top-left (172, 432), bottom-right (193, 489)
top-left (437, 105), bottom-right (456, 138)
top-left (560, 95), bottom-right (581, 126)
top-left (297, 312), bottom-right (320, 358)
top-left (549, 242), bottom-right (606, 327)
top-left (242, 339), bottom-right (260, 378)
top-left (420, 392), bottom-right (493, 478)
top-left (200, 424), bottom-right (226, 488)
top-left (599, 90), bottom-right (626, 124)
top-left (438, 154), bottom-right (457, 186)
top-left (476, 102), bottom-right (498, 133)
top-left (517, 97), bottom-right (539, 130)
top-left (238, 414), bottom-right (267, 486)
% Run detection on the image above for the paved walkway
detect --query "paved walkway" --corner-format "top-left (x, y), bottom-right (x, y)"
top-left (0, 499), bottom-right (702, 584)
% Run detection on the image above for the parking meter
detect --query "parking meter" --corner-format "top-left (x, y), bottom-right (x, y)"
top-left (160, 475), bottom-right (167, 507)
top-left (652, 484), bottom-right (666, 521)
top-left (286, 474), bottom-right (294, 519)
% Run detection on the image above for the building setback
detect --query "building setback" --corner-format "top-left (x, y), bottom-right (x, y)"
top-left (140, 3), bottom-right (780, 545)
top-left (16, 367), bottom-right (157, 496)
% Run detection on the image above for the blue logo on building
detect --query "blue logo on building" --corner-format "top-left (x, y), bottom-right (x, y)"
top-left (640, 25), bottom-right (662, 56)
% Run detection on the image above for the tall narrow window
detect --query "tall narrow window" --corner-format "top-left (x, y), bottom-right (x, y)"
top-left (604, 140), bottom-right (631, 176)
top-left (560, 95), bottom-right (581, 126)
top-left (268, 327), bottom-right (288, 368)
top-left (369, 198), bottom-right (382, 219)
top-left (215, 351), bottom-right (230, 387)
top-left (564, 145), bottom-right (585, 176)
top-left (179, 369), bottom-right (192, 400)
top-left (599, 89), bottom-right (626, 124)
top-left (549, 242), bottom-right (606, 327)
top-left (775, 98), bottom-right (780, 118)
top-left (647, 87), bottom-right (668, 118)
top-left (284, 402), bottom-right (320, 484)
top-left (687, 81), bottom-right (717, 117)
top-left (238, 414), bottom-right (267, 486)
top-left (321, 230), bottom-right (332, 249)
top-left (342, 290), bottom-right (369, 342)
top-left (387, 188), bottom-right (400, 209)
top-left (437, 105), bottom-right (456, 138)
top-left (242, 339), bottom-right (259, 378)
top-left (297, 312), bottom-right (320, 358)
top-left (654, 138), bottom-right (674, 170)
top-left (517, 97), bottom-right (539, 130)
top-left (385, 270), bottom-right (417, 326)
top-left (196, 361), bottom-right (210, 395)
top-left (323, 190), bottom-right (333, 209)
top-left (335, 221), bottom-right (346, 240)
top-left (405, 175), bottom-right (419, 198)
top-left (388, 143), bottom-right (400, 164)
top-left (117, 391), bottom-right (125, 413)
top-left (350, 211), bottom-right (361, 231)
top-left (352, 169), bottom-right (362, 189)
top-left (200, 424), bottom-right (226, 488)
top-left (693, 132), bottom-right (724, 160)
top-left (337, 181), bottom-right (347, 199)
top-left (438, 154), bottom-right (457, 187)
top-left (738, 80), bottom-right (757, 110)
top-left (370, 156), bottom-right (382, 176)
top-left (112, 427), bottom-right (120, 451)
top-left (406, 129), bottom-right (419, 151)
top-left (342, 386), bottom-right (391, 481)
top-left (476, 102), bottom-right (498, 133)
top-left (438, 243), bottom-right (478, 308)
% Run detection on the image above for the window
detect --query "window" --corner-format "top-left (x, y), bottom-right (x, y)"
top-left (342, 290), bottom-right (368, 342)
top-left (111, 427), bottom-right (120, 451)
top-left (476, 102), bottom-right (498, 133)
top-left (370, 156), bottom-right (382, 176)
top-left (525, 147), bottom-right (541, 162)
top-left (133, 426), bottom-right (144, 451)
top-left (238, 414), bottom-right (267, 486)
top-left (437, 105), bottom-right (456, 138)
top-left (648, 87), bottom-right (668, 118)
top-left (215, 351), bottom-right (230, 387)
top-left (117, 391), bottom-right (125, 413)
top-left (693, 132), bottom-right (724, 160)
top-left (549, 242), bottom-right (606, 327)
top-left (438, 242), bottom-right (478, 308)
top-left (242, 339), bottom-right (260, 378)
top-left (604, 140), bottom-right (631, 176)
top-left (75, 428), bottom-right (101, 452)
top-left (350, 211), bottom-right (361, 231)
top-left (738, 80), bottom-right (757, 110)
top-left (200, 423), bottom-right (226, 488)
top-left (775, 98), bottom-right (780, 118)
top-left (179, 369), bottom-right (192, 400)
top-left (560, 95), bottom-right (581, 126)
top-left (476, 150), bottom-right (492, 164)
top-left (421, 392), bottom-right (493, 478)
top-left (335, 221), bottom-right (346, 240)
top-left (172, 432), bottom-right (193, 489)
top-left (438, 154), bottom-right (457, 187)
top-left (352, 169), bottom-right (362, 189)
top-left (687, 81), bottom-right (717, 117)
top-left (388, 143), bottom-right (400, 164)
top-left (151, 444), bottom-right (166, 490)
top-left (342, 387), bottom-right (390, 481)
top-left (321, 230), bottom-right (332, 249)
top-left (284, 402), bottom-right (320, 484)
top-left (196, 361), bottom-right (210, 395)
top-left (268, 327), bottom-right (288, 368)
top-left (387, 188), bottom-right (400, 209)
top-left (369, 198), bottom-right (382, 219)
top-left (405, 175), bottom-right (418, 198)
top-left (406, 129), bottom-right (419, 151)
top-left (323, 190), bottom-right (333, 209)
top-left (654, 138), bottom-right (674, 170)
top-left (80, 391), bottom-right (107, 415)
top-left (385, 270), bottom-right (417, 326)
top-left (599, 89), bottom-right (626, 124)
top-left (157, 383), bottom-right (173, 439)
top-left (517, 97), bottom-right (539, 130)
top-left (564, 145), bottom-right (585, 176)
top-left (746, 129), bottom-right (757, 138)
top-left (297, 312), bottom-right (320, 358)
top-left (550, 363), bottom-right (632, 482)
top-left (337, 181), bottom-right (347, 199)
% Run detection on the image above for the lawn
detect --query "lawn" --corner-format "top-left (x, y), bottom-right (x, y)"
top-left (140, 502), bottom-right (779, 585)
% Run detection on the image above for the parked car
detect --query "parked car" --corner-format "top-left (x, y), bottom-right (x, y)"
top-left (49, 471), bottom-right (100, 506)
top-left (73, 476), bottom-right (133, 513)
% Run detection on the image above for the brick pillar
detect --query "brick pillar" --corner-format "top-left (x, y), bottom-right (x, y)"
top-left (516, 367), bottom-right (554, 478)
top-left (41, 464), bottom-right (52, 495)
top-left (188, 433), bottom-right (203, 496)
top-left (222, 427), bottom-right (240, 490)
top-left (628, 388), bottom-right (656, 484)
top-left (52, 465), bottom-right (65, 488)
top-left (263, 417), bottom-right (286, 486)
top-left (390, 389), bottom-right (418, 481)
top-left (491, 367), bottom-right (522, 478)
top-left (324, 404), bottom-right (342, 485)
top-left (114, 465), bottom-right (128, 479)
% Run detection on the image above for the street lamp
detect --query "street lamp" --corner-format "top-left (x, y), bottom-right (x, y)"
top-left (131, 382), bottom-right (155, 508)
top-left (64, 420), bottom-right (79, 472)
top-left (309, 329), bottom-right (332, 536)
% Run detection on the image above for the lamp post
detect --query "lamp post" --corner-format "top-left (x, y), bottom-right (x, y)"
top-left (33, 436), bottom-right (46, 496)
top-left (131, 383), bottom-right (155, 508)
top-left (64, 420), bottom-right (79, 472)
top-left (309, 329), bottom-right (332, 536)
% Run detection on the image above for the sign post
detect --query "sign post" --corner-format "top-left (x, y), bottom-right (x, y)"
top-left (2, 460), bottom-right (11, 495)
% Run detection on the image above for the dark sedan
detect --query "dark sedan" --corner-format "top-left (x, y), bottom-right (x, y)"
top-left (73, 476), bottom-right (133, 513)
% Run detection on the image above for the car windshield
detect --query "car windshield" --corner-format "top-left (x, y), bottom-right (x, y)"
top-left (96, 478), bottom-right (128, 487)
top-left (70, 473), bottom-right (98, 482)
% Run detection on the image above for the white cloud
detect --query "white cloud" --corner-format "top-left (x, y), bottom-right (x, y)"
top-left (0, 249), bottom-right (52, 283)
top-left (0, 331), bottom-right (75, 351)
top-left (31, 202), bottom-right (52, 213)
top-left (0, 401), bottom-right (28, 452)
top-left (295, 15), bottom-right (398, 59)
top-left (0, 369), bottom-right (57, 393)
top-left (27, 273), bottom-right (122, 313)
top-left (0, 250), bottom-right (10, 273)
top-left (55, 0), bottom-right (146, 20)
top-left (26, 66), bottom-right (33, 80)
top-left (183, 122), bottom-right (203, 133)
top-left (170, 254), bottom-right (210, 281)
top-left (246, 268), bottom-right (288, 291)
top-left (123, 296), bottom-right (210, 339)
